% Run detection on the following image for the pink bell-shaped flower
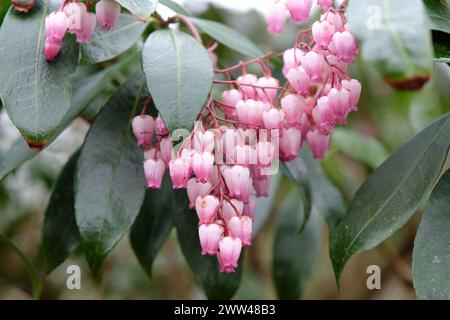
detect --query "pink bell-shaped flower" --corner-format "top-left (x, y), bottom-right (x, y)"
top-left (312, 20), bottom-right (335, 49)
top-left (286, 66), bottom-right (311, 95)
top-left (312, 96), bottom-right (335, 135)
top-left (221, 89), bottom-right (243, 117)
top-left (228, 216), bottom-right (243, 238)
top-left (199, 223), bottom-right (223, 256)
top-left (318, 0), bottom-right (334, 9)
top-left (279, 127), bottom-right (302, 161)
top-left (256, 141), bottom-right (275, 168)
top-left (341, 79), bottom-right (361, 112)
top-left (218, 237), bottom-right (242, 273)
top-left (256, 76), bottom-right (279, 104)
top-left (301, 51), bottom-right (326, 82)
top-left (75, 11), bottom-right (97, 44)
top-left (187, 178), bottom-right (211, 209)
top-left (159, 137), bottom-right (174, 164)
top-left (192, 151), bottom-right (215, 183)
top-left (169, 158), bottom-right (191, 189)
top-left (328, 87), bottom-right (350, 120)
top-left (266, 0), bottom-right (287, 34)
top-left (253, 177), bottom-right (270, 197)
top-left (132, 115), bottom-right (155, 147)
top-left (63, 2), bottom-right (86, 35)
top-left (263, 108), bottom-right (285, 130)
top-left (332, 31), bottom-right (358, 63)
top-left (45, 11), bottom-right (68, 41)
top-left (144, 158), bottom-right (165, 189)
top-left (236, 74), bottom-right (258, 99)
top-left (321, 11), bottom-right (344, 32)
top-left (286, 0), bottom-right (313, 24)
top-left (281, 94), bottom-right (306, 127)
top-left (240, 216), bottom-right (253, 246)
top-left (96, 0), bottom-right (121, 31)
top-left (283, 47), bottom-right (303, 76)
top-left (307, 129), bottom-right (331, 159)
top-left (45, 37), bottom-right (63, 62)
top-left (196, 195), bottom-right (220, 224)
top-left (222, 165), bottom-right (251, 200)
top-left (155, 115), bottom-right (169, 136)
top-left (222, 199), bottom-right (244, 222)
top-left (193, 130), bottom-right (215, 153)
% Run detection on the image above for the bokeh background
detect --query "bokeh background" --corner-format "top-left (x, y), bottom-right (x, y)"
top-left (1, 0), bottom-right (449, 299)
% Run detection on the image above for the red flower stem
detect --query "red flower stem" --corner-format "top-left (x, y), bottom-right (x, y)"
top-left (214, 52), bottom-right (274, 74)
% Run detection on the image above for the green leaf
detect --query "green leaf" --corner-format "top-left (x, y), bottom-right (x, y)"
top-left (189, 17), bottom-right (263, 58)
top-left (273, 191), bottom-right (322, 299)
top-left (174, 192), bottom-right (243, 299)
top-left (413, 170), bottom-right (450, 300)
top-left (81, 14), bottom-right (145, 64)
top-left (0, 50), bottom-right (140, 182)
top-left (253, 174), bottom-right (281, 236)
top-left (348, 0), bottom-right (433, 90)
top-left (424, 0), bottom-right (450, 34)
top-left (0, 1), bottom-right (79, 147)
top-left (115, 0), bottom-right (157, 21)
top-left (301, 147), bottom-right (346, 232)
top-left (432, 30), bottom-right (450, 63)
top-left (158, 0), bottom-right (191, 16)
top-left (330, 113), bottom-right (450, 282)
top-left (42, 150), bottom-right (80, 274)
top-left (130, 173), bottom-right (174, 278)
top-left (75, 72), bottom-right (148, 272)
top-left (142, 29), bottom-right (213, 132)
top-left (0, 233), bottom-right (43, 299)
top-left (332, 128), bottom-right (389, 169)
top-left (282, 157), bottom-right (313, 232)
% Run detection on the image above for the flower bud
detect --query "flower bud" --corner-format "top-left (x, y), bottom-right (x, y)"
top-left (266, 0), bottom-right (287, 34)
top-left (132, 115), bottom-right (155, 147)
top-left (155, 115), bottom-right (169, 136)
top-left (196, 195), bottom-right (220, 224)
top-left (199, 223), bottom-right (223, 256)
top-left (144, 158), bottom-right (165, 189)
top-left (159, 137), bottom-right (174, 164)
top-left (218, 237), bottom-right (242, 273)
top-left (96, 0), bottom-right (121, 31)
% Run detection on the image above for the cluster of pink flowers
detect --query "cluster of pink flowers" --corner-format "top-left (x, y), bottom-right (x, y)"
top-left (44, 0), bottom-right (121, 61)
top-left (131, 1), bottom-right (361, 274)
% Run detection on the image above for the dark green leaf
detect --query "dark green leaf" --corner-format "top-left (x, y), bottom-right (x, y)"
top-left (333, 128), bottom-right (389, 169)
top-left (189, 17), bottom-right (263, 58)
top-left (0, 50), bottom-right (140, 182)
top-left (158, 0), bottom-right (191, 16)
top-left (81, 14), bottom-right (145, 64)
top-left (174, 192), bottom-right (243, 299)
top-left (413, 169), bottom-right (450, 300)
top-left (348, 0), bottom-right (433, 90)
top-left (130, 173), bottom-right (174, 278)
top-left (273, 191), bottom-right (322, 299)
top-left (253, 173), bottom-right (281, 237)
top-left (75, 72), bottom-right (147, 272)
top-left (115, 0), bottom-right (157, 21)
top-left (282, 157), bottom-right (313, 232)
top-left (424, 0), bottom-right (450, 34)
top-left (301, 147), bottom-right (346, 232)
top-left (331, 113), bottom-right (450, 282)
top-left (0, 233), bottom-right (43, 299)
top-left (0, 1), bottom-right (79, 147)
top-left (142, 29), bottom-right (213, 132)
top-left (42, 150), bottom-right (80, 274)
top-left (432, 30), bottom-right (450, 63)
